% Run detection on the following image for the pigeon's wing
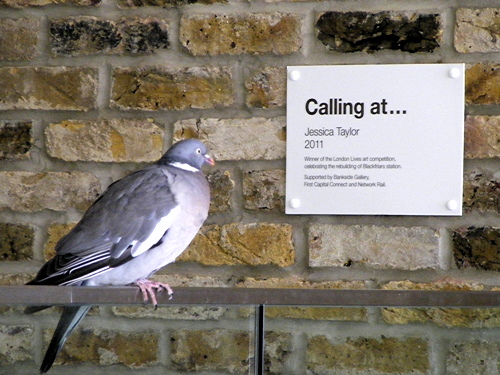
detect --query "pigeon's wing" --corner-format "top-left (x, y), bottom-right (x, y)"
top-left (29, 167), bottom-right (181, 286)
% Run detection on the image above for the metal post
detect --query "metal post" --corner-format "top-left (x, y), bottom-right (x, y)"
top-left (255, 304), bottom-right (265, 375)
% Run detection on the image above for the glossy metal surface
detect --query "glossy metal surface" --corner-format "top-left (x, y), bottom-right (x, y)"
top-left (1, 286), bottom-right (499, 307)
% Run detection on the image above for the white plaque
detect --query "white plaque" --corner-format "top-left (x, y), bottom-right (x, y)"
top-left (286, 64), bottom-right (464, 215)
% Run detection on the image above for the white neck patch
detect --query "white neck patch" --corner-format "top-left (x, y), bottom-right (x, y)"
top-left (169, 162), bottom-right (199, 172)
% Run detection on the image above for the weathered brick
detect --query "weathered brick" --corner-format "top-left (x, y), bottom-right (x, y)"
top-left (111, 66), bottom-right (233, 111)
top-left (0, 18), bottom-right (39, 60)
top-left (112, 305), bottom-right (226, 320)
top-left (447, 340), bottom-right (500, 375)
top-left (174, 117), bottom-right (286, 160)
top-left (0, 325), bottom-right (34, 364)
top-left (179, 223), bottom-right (294, 266)
top-left (0, 274), bottom-right (34, 286)
top-left (0, 223), bottom-right (34, 261)
top-left (150, 274), bottom-right (234, 288)
top-left (264, 331), bottom-right (292, 375)
top-left (45, 119), bottom-right (164, 162)
top-left (403, 308), bottom-right (500, 328)
top-left (309, 224), bottom-right (439, 270)
top-left (0, 172), bottom-right (101, 212)
top-left (0, 120), bottom-right (32, 160)
top-left (453, 226), bottom-right (500, 271)
top-left (464, 116), bottom-right (500, 159)
top-left (238, 277), bottom-right (366, 290)
top-left (316, 11), bottom-right (441, 53)
top-left (268, 305), bottom-right (366, 322)
top-left (207, 169), bottom-right (234, 213)
top-left (245, 66), bottom-right (286, 108)
top-left (48, 327), bottom-right (159, 368)
top-left (180, 13), bottom-right (302, 56)
top-left (243, 169), bottom-right (285, 211)
top-left (382, 280), bottom-right (484, 292)
top-left (238, 278), bottom-right (367, 322)
top-left (455, 8), bottom-right (500, 53)
top-left (119, 17), bottom-right (168, 53)
top-left (382, 281), bottom-right (500, 328)
top-left (44, 223), bottom-right (75, 260)
top-left (50, 17), bottom-right (169, 56)
top-left (171, 329), bottom-right (250, 374)
top-left (463, 170), bottom-right (499, 213)
top-left (466, 63), bottom-right (500, 105)
top-left (0, 0), bottom-right (100, 6)
top-left (0, 67), bottom-right (98, 111)
top-left (307, 336), bottom-right (429, 374)
top-left (118, 0), bottom-right (225, 7)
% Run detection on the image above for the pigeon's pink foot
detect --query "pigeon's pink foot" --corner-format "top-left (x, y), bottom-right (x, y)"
top-left (135, 279), bottom-right (173, 307)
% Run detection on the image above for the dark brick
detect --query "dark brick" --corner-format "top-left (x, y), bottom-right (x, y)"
top-left (50, 17), bottom-right (169, 56)
top-left (316, 11), bottom-right (441, 53)
top-left (463, 170), bottom-right (499, 213)
top-left (207, 170), bottom-right (234, 214)
top-left (0, 223), bottom-right (34, 261)
top-left (453, 227), bottom-right (500, 271)
top-left (120, 18), bottom-right (169, 53)
top-left (0, 120), bottom-right (32, 160)
top-left (50, 18), bottom-right (120, 56)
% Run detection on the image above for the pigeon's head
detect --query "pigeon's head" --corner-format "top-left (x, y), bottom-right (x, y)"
top-left (161, 139), bottom-right (215, 171)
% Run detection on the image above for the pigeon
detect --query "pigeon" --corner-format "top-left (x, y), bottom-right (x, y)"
top-left (25, 139), bottom-right (214, 373)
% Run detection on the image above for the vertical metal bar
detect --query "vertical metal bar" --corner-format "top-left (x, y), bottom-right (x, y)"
top-left (254, 304), bottom-right (265, 375)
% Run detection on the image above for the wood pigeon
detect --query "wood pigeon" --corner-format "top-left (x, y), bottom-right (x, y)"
top-left (25, 139), bottom-right (214, 373)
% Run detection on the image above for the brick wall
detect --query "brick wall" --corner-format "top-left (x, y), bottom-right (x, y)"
top-left (0, 0), bottom-right (499, 373)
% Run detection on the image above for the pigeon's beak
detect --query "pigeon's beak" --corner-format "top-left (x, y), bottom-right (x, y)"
top-left (205, 154), bottom-right (215, 166)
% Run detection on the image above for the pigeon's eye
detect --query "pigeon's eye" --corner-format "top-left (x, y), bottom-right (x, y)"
top-left (196, 148), bottom-right (201, 154)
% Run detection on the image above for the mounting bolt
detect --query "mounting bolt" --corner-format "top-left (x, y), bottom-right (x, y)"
top-left (448, 68), bottom-right (461, 78)
top-left (289, 198), bottom-right (301, 209)
top-left (289, 70), bottom-right (301, 81)
top-left (446, 200), bottom-right (458, 210)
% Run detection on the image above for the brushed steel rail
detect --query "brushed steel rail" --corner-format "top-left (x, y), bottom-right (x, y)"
top-left (0, 286), bottom-right (499, 307)
top-left (2, 286), bottom-right (498, 375)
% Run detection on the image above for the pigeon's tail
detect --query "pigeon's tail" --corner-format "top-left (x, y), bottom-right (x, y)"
top-left (40, 305), bottom-right (91, 374)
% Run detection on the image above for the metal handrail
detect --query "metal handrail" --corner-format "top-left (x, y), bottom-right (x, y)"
top-left (2, 286), bottom-right (499, 375)
top-left (0, 286), bottom-right (499, 307)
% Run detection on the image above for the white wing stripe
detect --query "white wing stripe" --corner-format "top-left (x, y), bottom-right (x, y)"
top-left (61, 267), bottom-right (111, 286)
top-left (48, 251), bottom-right (109, 279)
top-left (67, 254), bottom-right (109, 274)
top-left (130, 205), bottom-right (181, 258)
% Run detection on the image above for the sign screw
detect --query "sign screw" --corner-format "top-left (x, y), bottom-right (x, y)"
top-left (446, 200), bottom-right (458, 210)
top-left (448, 68), bottom-right (461, 78)
top-left (289, 198), bottom-right (301, 209)
top-left (289, 70), bottom-right (301, 81)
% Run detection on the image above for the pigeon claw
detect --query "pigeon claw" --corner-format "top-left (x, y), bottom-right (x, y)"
top-left (135, 279), bottom-right (173, 308)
